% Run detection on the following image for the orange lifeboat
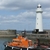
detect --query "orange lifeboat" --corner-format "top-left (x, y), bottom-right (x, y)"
top-left (4, 35), bottom-right (34, 50)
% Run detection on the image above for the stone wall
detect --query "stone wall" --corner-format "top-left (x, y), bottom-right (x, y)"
top-left (0, 30), bottom-right (16, 35)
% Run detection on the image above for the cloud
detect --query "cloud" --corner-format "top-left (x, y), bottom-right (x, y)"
top-left (0, 0), bottom-right (50, 10)
top-left (0, 11), bottom-right (35, 24)
top-left (0, 19), bottom-right (19, 24)
top-left (0, 0), bottom-right (50, 19)
top-left (0, 9), bottom-right (50, 24)
top-left (44, 8), bottom-right (50, 11)
top-left (0, 10), bottom-right (50, 25)
top-left (43, 12), bottom-right (50, 18)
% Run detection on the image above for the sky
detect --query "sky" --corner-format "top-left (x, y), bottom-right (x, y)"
top-left (0, 0), bottom-right (50, 30)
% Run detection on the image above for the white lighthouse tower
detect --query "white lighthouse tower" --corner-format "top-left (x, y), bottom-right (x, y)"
top-left (35, 4), bottom-right (43, 32)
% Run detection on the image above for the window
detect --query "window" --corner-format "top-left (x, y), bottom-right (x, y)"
top-left (37, 23), bottom-right (38, 25)
top-left (37, 18), bottom-right (38, 19)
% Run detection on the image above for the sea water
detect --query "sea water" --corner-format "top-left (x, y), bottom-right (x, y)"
top-left (0, 38), bottom-right (13, 50)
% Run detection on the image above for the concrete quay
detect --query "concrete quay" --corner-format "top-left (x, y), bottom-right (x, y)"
top-left (0, 35), bottom-right (16, 38)
top-left (0, 30), bottom-right (16, 37)
top-left (18, 30), bottom-right (50, 39)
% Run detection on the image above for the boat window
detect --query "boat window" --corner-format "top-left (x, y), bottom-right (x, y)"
top-left (12, 40), bottom-right (21, 43)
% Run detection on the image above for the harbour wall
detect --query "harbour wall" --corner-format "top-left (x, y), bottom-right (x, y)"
top-left (0, 29), bottom-right (50, 38)
top-left (26, 30), bottom-right (50, 40)
top-left (18, 30), bottom-right (50, 43)
top-left (0, 30), bottom-right (16, 37)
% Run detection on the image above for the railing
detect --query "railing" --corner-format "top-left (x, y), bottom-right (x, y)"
top-left (26, 33), bottom-right (50, 39)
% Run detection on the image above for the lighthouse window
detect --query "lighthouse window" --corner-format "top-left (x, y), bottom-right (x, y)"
top-left (37, 18), bottom-right (38, 19)
top-left (37, 23), bottom-right (38, 25)
top-left (40, 6), bottom-right (41, 8)
top-left (37, 6), bottom-right (41, 8)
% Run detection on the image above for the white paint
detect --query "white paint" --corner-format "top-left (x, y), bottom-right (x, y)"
top-left (27, 48), bottom-right (28, 50)
top-left (12, 47), bottom-right (14, 49)
top-left (6, 45), bottom-right (7, 47)
top-left (28, 46), bottom-right (34, 48)
top-left (36, 4), bottom-right (43, 32)
top-left (20, 48), bottom-right (22, 50)
top-left (46, 48), bottom-right (50, 50)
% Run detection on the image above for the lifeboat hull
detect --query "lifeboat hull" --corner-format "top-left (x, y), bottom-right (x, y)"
top-left (4, 45), bottom-right (20, 50)
top-left (4, 45), bottom-right (34, 50)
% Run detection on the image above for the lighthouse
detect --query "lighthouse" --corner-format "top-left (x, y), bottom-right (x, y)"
top-left (35, 4), bottom-right (43, 33)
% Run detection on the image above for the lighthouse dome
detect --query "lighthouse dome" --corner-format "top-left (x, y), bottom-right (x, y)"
top-left (37, 4), bottom-right (41, 8)
top-left (36, 4), bottom-right (43, 13)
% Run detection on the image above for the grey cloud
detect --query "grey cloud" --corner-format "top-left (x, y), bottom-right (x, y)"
top-left (0, 10), bottom-right (50, 24)
top-left (0, 10), bottom-right (50, 25)
top-left (0, 0), bottom-right (50, 10)
top-left (0, 11), bottom-right (35, 24)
